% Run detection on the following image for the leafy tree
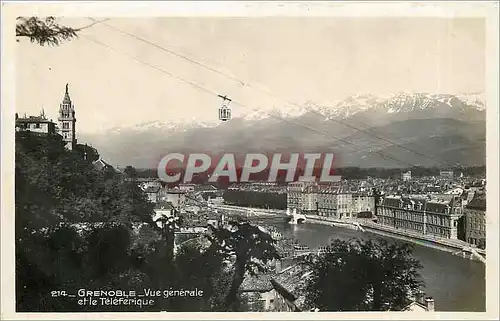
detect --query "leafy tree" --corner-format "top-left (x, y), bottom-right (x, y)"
top-left (16, 17), bottom-right (79, 46)
top-left (169, 241), bottom-right (229, 311)
top-left (14, 17), bottom-right (173, 312)
top-left (207, 222), bottom-right (280, 311)
top-left (153, 212), bottom-right (183, 261)
top-left (15, 133), bottom-right (159, 311)
top-left (124, 165), bottom-right (138, 179)
top-left (302, 238), bottom-right (423, 311)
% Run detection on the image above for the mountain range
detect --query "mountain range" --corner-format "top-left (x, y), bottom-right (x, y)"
top-left (80, 92), bottom-right (486, 169)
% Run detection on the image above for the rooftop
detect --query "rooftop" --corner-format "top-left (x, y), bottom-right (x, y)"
top-left (144, 186), bottom-right (161, 193)
top-left (466, 193), bottom-right (486, 211)
top-left (16, 116), bottom-right (55, 124)
top-left (240, 274), bottom-right (274, 293)
top-left (155, 201), bottom-right (176, 211)
top-left (166, 189), bottom-right (186, 194)
top-left (381, 194), bottom-right (458, 214)
top-left (92, 158), bottom-right (117, 171)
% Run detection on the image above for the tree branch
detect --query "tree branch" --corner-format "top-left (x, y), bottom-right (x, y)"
top-left (16, 17), bottom-right (78, 46)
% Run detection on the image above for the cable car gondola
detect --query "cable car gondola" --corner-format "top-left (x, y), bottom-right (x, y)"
top-left (218, 94), bottom-right (232, 121)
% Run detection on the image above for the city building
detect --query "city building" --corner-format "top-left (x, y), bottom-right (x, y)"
top-left (92, 157), bottom-right (118, 172)
top-left (57, 84), bottom-right (77, 150)
top-left (152, 200), bottom-right (176, 228)
top-left (194, 184), bottom-right (219, 193)
top-left (464, 193), bottom-right (486, 249)
top-left (300, 186), bottom-right (318, 215)
top-left (270, 278), bottom-right (300, 312)
top-left (163, 189), bottom-right (187, 212)
top-left (178, 183), bottom-right (196, 192)
top-left (270, 264), bottom-right (305, 312)
top-left (15, 111), bottom-right (57, 135)
top-left (144, 186), bottom-right (161, 203)
top-left (351, 193), bottom-right (376, 217)
top-left (439, 170), bottom-right (454, 179)
top-left (404, 292), bottom-right (435, 312)
top-left (376, 194), bottom-right (463, 239)
top-left (207, 196), bottom-right (224, 205)
top-left (402, 171), bottom-right (412, 181)
top-left (287, 181), bottom-right (317, 212)
top-left (317, 187), bottom-right (337, 218)
top-left (140, 180), bottom-right (162, 190)
top-left (239, 274), bottom-right (276, 311)
top-left (289, 182), bottom-right (375, 219)
top-left (17, 84), bottom-right (79, 150)
top-left (336, 193), bottom-right (353, 218)
top-left (17, 84), bottom-right (118, 173)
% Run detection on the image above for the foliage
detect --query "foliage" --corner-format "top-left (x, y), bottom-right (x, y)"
top-left (16, 17), bottom-right (78, 46)
top-left (302, 238), bottom-right (423, 311)
top-left (170, 241), bottom-right (230, 311)
top-left (207, 222), bottom-right (280, 311)
top-left (14, 17), bottom-right (273, 312)
top-left (15, 133), bottom-right (159, 311)
top-left (16, 132), bottom-right (280, 312)
top-left (15, 133), bottom-right (155, 229)
top-left (124, 165), bottom-right (138, 179)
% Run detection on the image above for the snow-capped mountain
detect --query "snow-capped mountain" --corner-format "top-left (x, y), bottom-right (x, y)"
top-left (106, 92), bottom-right (485, 134)
top-left (241, 103), bottom-right (310, 121)
top-left (82, 92), bottom-right (486, 169)
top-left (107, 118), bottom-right (219, 134)
top-left (454, 92), bottom-right (486, 111)
top-left (267, 92), bottom-right (486, 121)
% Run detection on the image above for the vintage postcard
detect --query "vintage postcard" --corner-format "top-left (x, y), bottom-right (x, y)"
top-left (1, 1), bottom-right (499, 320)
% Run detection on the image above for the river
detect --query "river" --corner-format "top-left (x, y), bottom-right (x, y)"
top-left (267, 220), bottom-right (485, 312)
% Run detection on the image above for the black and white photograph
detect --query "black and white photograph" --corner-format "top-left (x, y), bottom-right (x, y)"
top-left (1, 1), bottom-right (499, 319)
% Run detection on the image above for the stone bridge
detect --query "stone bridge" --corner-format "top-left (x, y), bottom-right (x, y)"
top-left (286, 208), bottom-right (307, 224)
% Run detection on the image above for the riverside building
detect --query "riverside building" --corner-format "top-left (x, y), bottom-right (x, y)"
top-left (376, 194), bottom-right (463, 239)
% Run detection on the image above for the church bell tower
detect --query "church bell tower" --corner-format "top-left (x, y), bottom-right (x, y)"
top-left (58, 84), bottom-right (77, 150)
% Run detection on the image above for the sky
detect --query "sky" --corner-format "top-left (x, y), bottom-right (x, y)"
top-left (16, 17), bottom-right (486, 134)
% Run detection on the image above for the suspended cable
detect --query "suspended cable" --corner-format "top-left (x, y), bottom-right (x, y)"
top-left (81, 34), bottom-right (439, 170)
top-left (89, 18), bottom-right (456, 168)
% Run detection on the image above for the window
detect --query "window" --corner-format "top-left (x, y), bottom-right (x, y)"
top-left (63, 123), bottom-right (69, 129)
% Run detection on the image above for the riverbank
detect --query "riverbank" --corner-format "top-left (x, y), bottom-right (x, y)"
top-left (216, 204), bottom-right (484, 261)
top-left (304, 214), bottom-right (485, 262)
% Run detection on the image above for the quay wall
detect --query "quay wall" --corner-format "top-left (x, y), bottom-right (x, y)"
top-left (213, 204), bottom-right (484, 258)
top-left (305, 214), bottom-right (484, 257)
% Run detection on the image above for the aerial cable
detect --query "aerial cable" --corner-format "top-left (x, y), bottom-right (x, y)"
top-left (82, 34), bottom-right (442, 171)
top-left (88, 18), bottom-right (456, 169)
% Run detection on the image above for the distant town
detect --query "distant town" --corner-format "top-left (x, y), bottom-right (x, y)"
top-left (11, 11), bottom-right (494, 316)
top-left (15, 84), bottom-right (487, 313)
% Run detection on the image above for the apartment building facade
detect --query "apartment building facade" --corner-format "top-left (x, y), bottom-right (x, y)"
top-left (376, 194), bottom-right (463, 239)
top-left (464, 193), bottom-right (486, 249)
top-left (288, 182), bottom-right (375, 219)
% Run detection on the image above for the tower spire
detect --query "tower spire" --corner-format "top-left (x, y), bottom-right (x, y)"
top-left (58, 83), bottom-right (76, 150)
top-left (62, 83), bottom-right (72, 104)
